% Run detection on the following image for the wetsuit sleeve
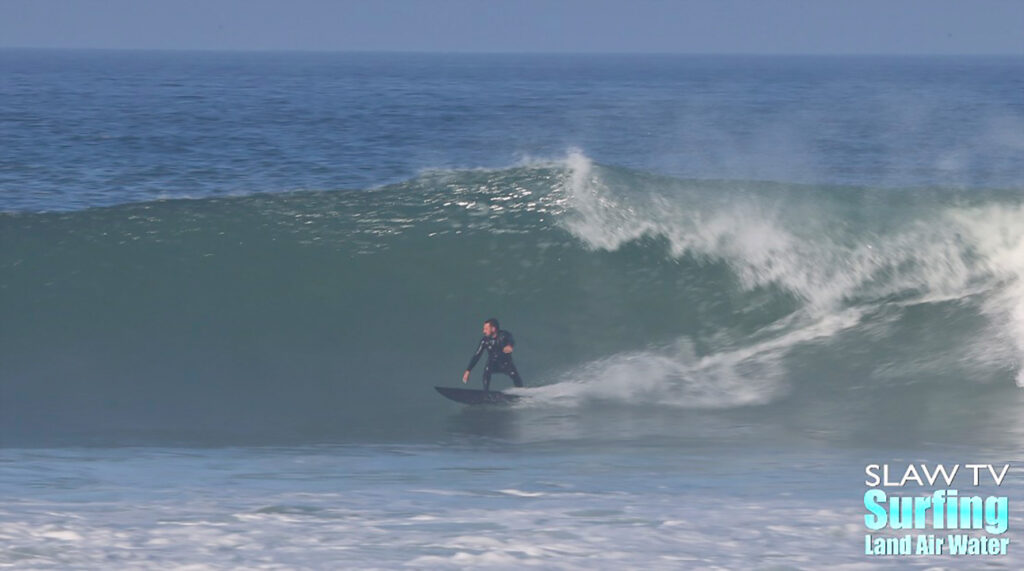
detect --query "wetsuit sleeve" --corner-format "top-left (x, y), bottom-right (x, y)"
top-left (502, 331), bottom-right (515, 349)
top-left (466, 337), bottom-right (487, 371)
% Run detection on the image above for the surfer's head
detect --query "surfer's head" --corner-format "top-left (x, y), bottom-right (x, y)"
top-left (483, 318), bottom-right (500, 337)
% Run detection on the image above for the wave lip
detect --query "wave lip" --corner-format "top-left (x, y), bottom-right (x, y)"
top-left (558, 151), bottom-right (1024, 388)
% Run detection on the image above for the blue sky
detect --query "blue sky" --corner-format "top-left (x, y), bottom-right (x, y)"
top-left (2, 0), bottom-right (1022, 54)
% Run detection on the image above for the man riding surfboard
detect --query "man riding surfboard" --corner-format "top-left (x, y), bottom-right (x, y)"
top-left (463, 318), bottom-right (524, 392)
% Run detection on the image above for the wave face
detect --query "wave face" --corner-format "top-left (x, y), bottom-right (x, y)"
top-left (3, 153), bottom-right (1024, 446)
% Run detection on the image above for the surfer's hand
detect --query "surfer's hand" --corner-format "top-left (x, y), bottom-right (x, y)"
top-left (462, 370), bottom-right (470, 383)
top-left (503, 345), bottom-right (513, 354)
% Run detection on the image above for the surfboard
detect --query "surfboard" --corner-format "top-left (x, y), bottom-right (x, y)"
top-left (435, 386), bottom-right (520, 405)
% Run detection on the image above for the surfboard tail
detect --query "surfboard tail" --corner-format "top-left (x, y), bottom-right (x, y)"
top-left (435, 386), bottom-right (520, 405)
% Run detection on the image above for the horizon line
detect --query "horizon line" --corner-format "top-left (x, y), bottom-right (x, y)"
top-left (3, 46), bottom-right (1023, 57)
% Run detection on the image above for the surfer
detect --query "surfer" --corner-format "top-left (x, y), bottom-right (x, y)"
top-left (463, 318), bottom-right (524, 391)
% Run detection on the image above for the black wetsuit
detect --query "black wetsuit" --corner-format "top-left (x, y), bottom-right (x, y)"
top-left (466, 330), bottom-right (524, 391)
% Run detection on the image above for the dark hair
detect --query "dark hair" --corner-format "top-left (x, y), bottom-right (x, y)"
top-left (484, 318), bottom-right (500, 330)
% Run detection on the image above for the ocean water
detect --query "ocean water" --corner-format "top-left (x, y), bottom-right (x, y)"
top-left (2, 50), bottom-right (1024, 568)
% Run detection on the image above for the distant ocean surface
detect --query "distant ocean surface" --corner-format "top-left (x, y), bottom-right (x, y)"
top-left (2, 50), bottom-right (1024, 568)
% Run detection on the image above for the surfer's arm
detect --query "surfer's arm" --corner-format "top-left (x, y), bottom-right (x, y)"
top-left (466, 338), bottom-right (487, 371)
top-left (501, 331), bottom-right (515, 354)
